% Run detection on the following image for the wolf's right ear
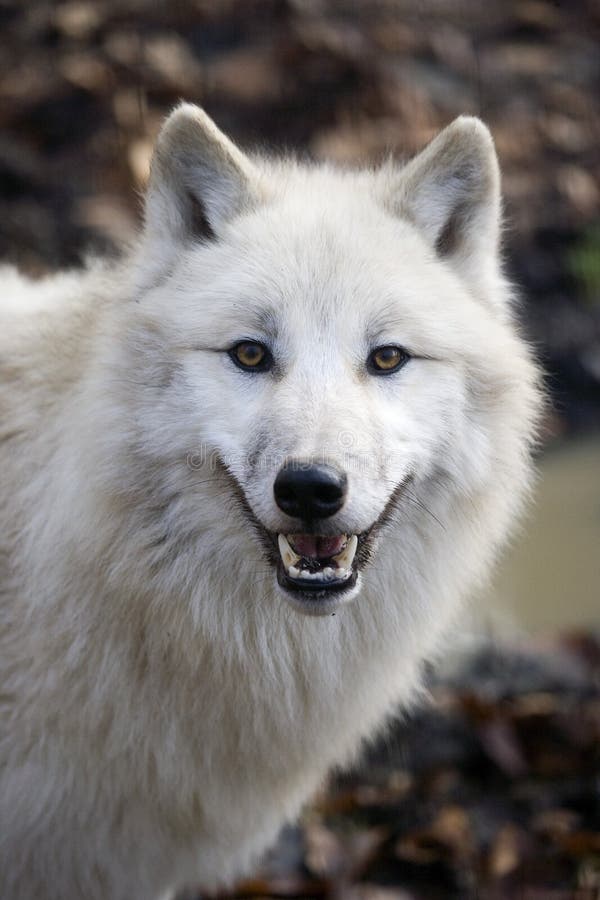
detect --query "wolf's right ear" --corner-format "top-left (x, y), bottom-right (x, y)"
top-left (139, 104), bottom-right (260, 280)
top-left (384, 117), bottom-right (504, 310)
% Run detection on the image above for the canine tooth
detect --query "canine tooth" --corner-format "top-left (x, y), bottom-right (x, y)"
top-left (288, 565), bottom-right (300, 578)
top-left (278, 534), bottom-right (300, 570)
top-left (332, 534), bottom-right (358, 570)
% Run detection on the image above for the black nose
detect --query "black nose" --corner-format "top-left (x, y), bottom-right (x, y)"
top-left (273, 461), bottom-right (348, 520)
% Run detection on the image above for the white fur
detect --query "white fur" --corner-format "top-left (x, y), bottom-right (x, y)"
top-left (0, 105), bottom-right (541, 899)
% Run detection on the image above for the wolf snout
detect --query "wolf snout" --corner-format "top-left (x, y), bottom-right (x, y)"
top-left (273, 461), bottom-right (348, 520)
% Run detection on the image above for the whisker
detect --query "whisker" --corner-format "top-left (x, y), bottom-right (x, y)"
top-left (399, 490), bottom-right (446, 531)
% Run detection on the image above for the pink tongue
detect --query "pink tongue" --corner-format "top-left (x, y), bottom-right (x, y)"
top-left (289, 534), bottom-right (346, 559)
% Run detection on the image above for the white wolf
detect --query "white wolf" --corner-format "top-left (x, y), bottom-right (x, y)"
top-left (0, 104), bottom-right (540, 899)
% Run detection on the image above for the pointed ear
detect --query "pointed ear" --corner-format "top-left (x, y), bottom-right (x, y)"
top-left (138, 104), bottom-right (261, 283)
top-left (386, 117), bottom-right (503, 297)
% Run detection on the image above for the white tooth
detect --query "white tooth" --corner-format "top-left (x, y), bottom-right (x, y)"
top-left (288, 565), bottom-right (300, 578)
top-left (332, 534), bottom-right (358, 570)
top-left (278, 534), bottom-right (300, 570)
top-left (334, 567), bottom-right (351, 580)
top-left (322, 567), bottom-right (334, 578)
top-left (298, 569), bottom-right (312, 580)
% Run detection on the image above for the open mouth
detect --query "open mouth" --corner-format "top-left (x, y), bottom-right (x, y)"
top-left (277, 533), bottom-right (359, 592)
top-left (273, 531), bottom-right (363, 614)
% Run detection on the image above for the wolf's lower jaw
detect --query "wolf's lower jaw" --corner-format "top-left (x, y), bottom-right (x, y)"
top-left (276, 565), bottom-right (361, 615)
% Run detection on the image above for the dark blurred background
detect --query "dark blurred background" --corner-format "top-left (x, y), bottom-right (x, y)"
top-left (1, 2), bottom-right (598, 897)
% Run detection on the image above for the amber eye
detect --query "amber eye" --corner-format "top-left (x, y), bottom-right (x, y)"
top-left (368, 345), bottom-right (410, 375)
top-left (229, 341), bottom-right (273, 372)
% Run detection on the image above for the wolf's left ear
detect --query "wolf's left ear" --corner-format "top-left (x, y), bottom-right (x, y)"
top-left (387, 117), bottom-right (502, 300)
top-left (139, 104), bottom-right (261, 281)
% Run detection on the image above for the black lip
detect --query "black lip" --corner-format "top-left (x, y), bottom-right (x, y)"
top-left (276, 560), bottom-right (359, 596)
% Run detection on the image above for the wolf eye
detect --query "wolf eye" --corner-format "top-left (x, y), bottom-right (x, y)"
top-left (368, 345), bottom-right (410, 375)
top-left (229, 341), bottom-right (272, 372)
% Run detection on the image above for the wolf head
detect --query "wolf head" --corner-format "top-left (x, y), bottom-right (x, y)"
top-left (120, 104), bottom-right (539, 619)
